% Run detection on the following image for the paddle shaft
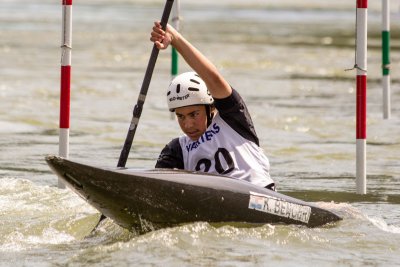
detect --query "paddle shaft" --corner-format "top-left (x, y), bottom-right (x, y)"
top-left (117, 0), bottom-right (174, 168)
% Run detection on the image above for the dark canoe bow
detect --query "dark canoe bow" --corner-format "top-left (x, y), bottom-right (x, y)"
top-left (45, 155), bottom-right (341, 233)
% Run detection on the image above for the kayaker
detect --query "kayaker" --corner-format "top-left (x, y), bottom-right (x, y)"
top-left (150, 21), bottom-right (275, 190)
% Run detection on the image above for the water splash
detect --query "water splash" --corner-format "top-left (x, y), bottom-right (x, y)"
top-left (0, 178), bottom-right (101, 252)
top-left (367, 216), bottom-right (400, 234)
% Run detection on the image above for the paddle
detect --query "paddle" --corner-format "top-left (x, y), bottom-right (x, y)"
top-left (117, 0), bottom-right (175, 168)
top-left (87, 0), bottom-right (175, 235)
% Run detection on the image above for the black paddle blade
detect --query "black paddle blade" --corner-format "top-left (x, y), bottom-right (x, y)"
top-left (117, 0), bottom-right (175, 168)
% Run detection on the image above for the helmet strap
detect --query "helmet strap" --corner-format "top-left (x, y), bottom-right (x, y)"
top-left (205, 105), bottom-right (214, 127)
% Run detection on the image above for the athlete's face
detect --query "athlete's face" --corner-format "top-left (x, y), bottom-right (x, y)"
top-left (175, 105), bottom-right (208, 141)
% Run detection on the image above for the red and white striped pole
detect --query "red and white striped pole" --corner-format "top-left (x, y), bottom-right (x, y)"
top-left (356, 0), bottom-right (367, 194)
top-left (59, 0), bottom-right (72, 188)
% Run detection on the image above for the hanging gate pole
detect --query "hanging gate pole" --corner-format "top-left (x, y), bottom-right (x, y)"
top-left (171, 0), bottom-right (180, 80)
top-left (170, 0), bottom-right (180, 119)
top-left (382, 0), bottom-right (391, 119)
top-left (59, 0), bottom-right (73, 188)
top-left (356, 0), bottom-right (368, 194)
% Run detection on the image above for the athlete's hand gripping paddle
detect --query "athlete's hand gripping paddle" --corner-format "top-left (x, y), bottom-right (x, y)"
top-left (117, 0), bottom-right (175, 168)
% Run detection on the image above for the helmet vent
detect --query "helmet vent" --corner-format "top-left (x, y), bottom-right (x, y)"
top-left (166, 72), bottom-right (213, 111)
top-left (190, 79), bottom-right (200, 84)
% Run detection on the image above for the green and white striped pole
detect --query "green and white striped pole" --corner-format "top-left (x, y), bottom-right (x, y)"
top-left (170, 0), bottom-right (180, 119)
top-left (382, 0), bottom-right (391, 119)
top-left (171, 0), bottom-right (180, 80)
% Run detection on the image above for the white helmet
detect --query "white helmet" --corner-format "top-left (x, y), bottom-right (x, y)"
top-left (167, 72), bottom-right (214, 112)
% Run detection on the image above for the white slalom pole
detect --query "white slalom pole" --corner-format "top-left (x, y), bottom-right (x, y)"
top-left (356, 0), bottom-right (367, 194)
top-left (382, 0), bottom-right (391, 119)
top-left (59, 0), bottom-right (73, 189)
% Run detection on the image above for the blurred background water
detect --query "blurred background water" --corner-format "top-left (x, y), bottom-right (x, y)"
top-left (0, 0), bottom-right (399, 266)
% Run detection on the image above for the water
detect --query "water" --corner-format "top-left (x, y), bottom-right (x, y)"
top-left (1, 0), bottom-right (400, 266)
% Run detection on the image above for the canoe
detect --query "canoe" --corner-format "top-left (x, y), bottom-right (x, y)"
top-left (45, 155), bottom-right (341, 233)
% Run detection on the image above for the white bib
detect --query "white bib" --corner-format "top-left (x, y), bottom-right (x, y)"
top-left (179, 113), bottom-right (273, 187)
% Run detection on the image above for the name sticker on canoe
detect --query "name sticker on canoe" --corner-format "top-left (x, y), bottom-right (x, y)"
top-left (248, 191), bottom-right (311, 224)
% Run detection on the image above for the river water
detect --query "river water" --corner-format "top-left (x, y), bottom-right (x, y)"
top-left (1, 0), bottom-right (400, 266)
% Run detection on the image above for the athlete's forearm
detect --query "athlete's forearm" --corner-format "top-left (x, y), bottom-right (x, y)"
top-left (170, 29), bottom-right (232, 99)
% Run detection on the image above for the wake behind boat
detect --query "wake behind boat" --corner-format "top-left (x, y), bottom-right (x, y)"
top-left (46, 155), bottom-right (341, 233)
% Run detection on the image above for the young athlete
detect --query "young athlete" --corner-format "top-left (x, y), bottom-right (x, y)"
top-left (151, 21), bottom-right (275, 190)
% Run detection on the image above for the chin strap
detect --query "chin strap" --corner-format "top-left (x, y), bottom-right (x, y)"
top-left (205, 105), bottom-right (214, 127)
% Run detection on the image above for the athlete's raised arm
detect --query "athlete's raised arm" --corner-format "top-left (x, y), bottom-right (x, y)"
top-left (150, 21), bottom-right (232, 99)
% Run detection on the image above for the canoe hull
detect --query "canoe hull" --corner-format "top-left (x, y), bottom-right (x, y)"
top-left (45, 155), bottom-right (341, 233)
